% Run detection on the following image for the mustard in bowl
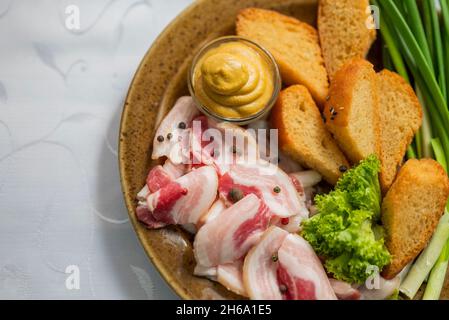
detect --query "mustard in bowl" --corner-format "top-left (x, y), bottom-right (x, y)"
top-left (188, 36), bottom-right (281, 125)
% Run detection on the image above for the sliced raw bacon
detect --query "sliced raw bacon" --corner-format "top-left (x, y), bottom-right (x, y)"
top-left (147, 181), bottom-right (188, 225)
top-left (290, 171), bottom-right (322, 190)
top-left (152, 96), bottom-right (199, 163)
top-left (194, 264), bottom-right (217, 280)
top-left (162, 159), bottom-right (188, 179)
top-left (137, 159), bottom-right (188, 200)
top-left (274, 211), bottom-right (308, 233)
top-left (277, 152), bottom-right (304, 174)
top-left (137, 185), bottom-right (150, 202)
top-left (146, 166), bottom-right (218, 226)
top-left (217, 261), bottom-right (247, 297)
top-left (218, 160), bottom-right (307, 219)
top-left (191, 115), bottom-right (216, 167)
top-left (243, 227), bottom-right (289, 300)
top-left (328, 279), bottom-right (361, 300)
top-left (359, 275), bottom-right (400, 300)
top-left (197, 199), bottom-right (226, 229)
top-left (146, 165), bottom-right (174, 193)
top-left (191, 119), bottom-right (259, 175)
top-left (194, 194), bottom-right (270, 267)
top-left (277, 234), bottom-right (337, 300)
top-left (135, 206), bottom-right (166, 229)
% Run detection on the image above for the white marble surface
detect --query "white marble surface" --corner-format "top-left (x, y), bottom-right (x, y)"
top-left (0, 0), bottom-right (193, 299)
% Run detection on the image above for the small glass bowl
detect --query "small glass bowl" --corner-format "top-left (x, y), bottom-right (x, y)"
top-left (187, 36), bottom-right (281, 125)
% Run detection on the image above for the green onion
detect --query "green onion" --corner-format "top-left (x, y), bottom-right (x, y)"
top-left (400, 211), bottom-right (449, 299)
top-left (423, 242), bottom-right (449, 300)
top-left (403, 0), bottom-right (434, 69)
top-left (423, 0), bottom-right (436, 68)
top-left (431, 138), bottom-right (448, 173)
top-left (428, 0), bottom-right (447, 100)
top-left (423, 140), bottom-right (449, 300)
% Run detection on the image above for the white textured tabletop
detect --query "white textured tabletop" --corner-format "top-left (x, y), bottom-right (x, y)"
top-left (0, 0), bottom-right (193, 299)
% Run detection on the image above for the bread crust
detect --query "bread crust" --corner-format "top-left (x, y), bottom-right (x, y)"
top-left (318, 0), bottom-right (377, 80)
top-left (377, 70), bottom-right (423, 193)
top-left (324, 59), bottom-right (380, 164)
top-left (381, 159), bottom-right (449, 279)
top-left (237, 8), bottom-right (329, 107)
top-left (271, 85), bottom-right (349, 185)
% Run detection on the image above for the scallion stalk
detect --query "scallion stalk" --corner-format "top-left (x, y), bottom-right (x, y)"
top-left (423, 140), bottom-right (449, 300)
top-left (428, 0), bottom-right (447, 100)
top-left (400, 211), bottom-right (449, 299)
top-left (431, 138), bottom-right (448, 172)
top-left (403, 0), bottom-right (434, 69)
top-left (423, 242), bottom-right (449, 300)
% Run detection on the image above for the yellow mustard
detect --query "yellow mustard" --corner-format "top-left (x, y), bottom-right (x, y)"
top-left (193, 41), bottom-right (275, 119)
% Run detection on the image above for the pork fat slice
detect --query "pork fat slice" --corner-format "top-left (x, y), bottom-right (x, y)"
top-left (194, 194), bottom-right (271, 267)
top-left (219, 161), bottom-right (307, 219)
top-left (277, 234), bottom-right (337, 300)
top-left (243, 227), bottom-right (289, 300)
top-left (138, 166), bottom-right (218, 228)
top-left (152, 96), bottom-right (199, 163)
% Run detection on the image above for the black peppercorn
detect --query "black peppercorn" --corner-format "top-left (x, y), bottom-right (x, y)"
top-left (339, 165), bottom-right (348, 173)
top-left (157, 135), bottom-right (164, 142)
top-left (166, 133), bottom-right (173, 140)
top-left (228, 188), bottom-right (244, 203)
top-left (273, 186), bottom-right (281, 194)
top-left (178, 122), bottom-right (186, 129)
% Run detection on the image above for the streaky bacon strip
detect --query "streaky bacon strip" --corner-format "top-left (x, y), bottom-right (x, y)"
top-left (272, 210), bottom-right (308, 233)
top-left (197, 199), bottom-right (226, 229)
top-left (194, 194), bottom-right (271, 267)
top-left (190, 118), bottom-right (259, 176)
top-left (147, 181), bottom-right (188, 224)
top-left (139, 166), bottom-right (218, 228)
top-left (277, 234), bottom-right (337, 300)
top-left (137, 159), bottom-right (188, 202)
top-left (162, 160), bottom-right (188, 179)
top-left (135, 206), bottom-right (166, 229)
top-left (146, 165), bottom-right (174, 193)
top-left (137, 167), bottom-right (218, 229)
top-left (191, 115), bottom-right (216, 168)
top-left (217, 260), bottom-right (247, 297)
top-left (194, 264), bottom-right (217, 280)
top-left (328, 279), bottom-right (361, 300)
top-left (169, 166), bottom-right (218, 224)
top-left (359, 275), bottom-right (400, 300)
top-left (152, 96), bottom-right (199, 163)
top-left (218, 161), bottom-right (307, 219)
top-left (243, 227), bottom-right (289, 300)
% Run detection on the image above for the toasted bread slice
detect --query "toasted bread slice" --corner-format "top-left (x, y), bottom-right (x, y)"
top-left (271, 85), bottom-right (349, 185)
top-left (381, 159), bottom-right (449, 279)
top-left (324, 59), bottom-right (380, 164)
top-left (318, 0), bottom-right (377, 80)
top-left (377, 70), bottom-right (423, 193)
top-left (236, 8), bottom-right (329, 107)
